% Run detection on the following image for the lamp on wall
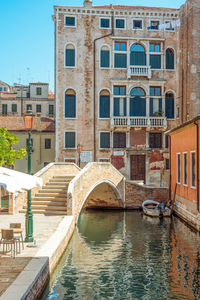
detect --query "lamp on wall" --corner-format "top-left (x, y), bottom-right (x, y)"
top-left (23, 110), bottom-right (35, 242)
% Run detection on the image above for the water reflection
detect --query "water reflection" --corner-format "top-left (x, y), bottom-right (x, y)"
top-left (44, 211), bottom-right (200, 300)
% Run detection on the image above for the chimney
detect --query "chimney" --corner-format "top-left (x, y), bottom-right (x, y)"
top-left (83, 0), bottom-right (92, 8)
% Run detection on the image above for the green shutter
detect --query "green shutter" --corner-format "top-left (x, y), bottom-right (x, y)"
top-left (150, 55), bottom-right (161, 69)
top-left (166, 52), bottom-right (174, 69)
top-left (101, 50), bottom-right (110, 67)
top-left (65, 132), bottom-right (75, 148)
top-left (114, 54), bottom-right (127, 68)
top-left (65, 95), bottom-right (76, 118)
top-left (130, 52), bottom-right (146, 65)
top-left (66, 49), bottom-right (75, 67)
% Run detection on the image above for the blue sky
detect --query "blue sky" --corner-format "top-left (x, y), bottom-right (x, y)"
top-left (0, 0), bottom-right (185, 92)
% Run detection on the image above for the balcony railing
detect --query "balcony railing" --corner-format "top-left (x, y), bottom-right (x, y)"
top-left (111, 116), bottom-right (167, 128)
top-left (127, 66), bottom-right (151, 79)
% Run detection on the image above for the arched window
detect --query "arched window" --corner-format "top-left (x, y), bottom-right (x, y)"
top-left (165, 48), bottom-right (174, 70)
top-left (99, 90), bottom-right (110, 118)
top-left (130, 44), bottom-right (146, 66)
top-left (165, 92), bottom-right (174, 119)
top-left (65, 89), bottom-right (76, 118)
top-left (100, 46), bottom-right (110, 68)
top-left (130, 87), bottom-right (146, 116)
top-left (65, 44), bottom-right (75, 67)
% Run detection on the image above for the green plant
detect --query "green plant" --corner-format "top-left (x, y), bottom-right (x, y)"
top-left (0, 127), bottom-right (27, 166)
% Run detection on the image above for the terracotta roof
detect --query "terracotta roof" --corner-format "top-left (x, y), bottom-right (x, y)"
top-left (29, 82), bottom-right (48, 85)
top-left (0, 92), bottom-right (17, 99)
top-left (92, 5), bottom-right (179, 12)
top-left (168, 115), bottom-right (200, 135)
top-left (0, 116), bottom-right (55, 132)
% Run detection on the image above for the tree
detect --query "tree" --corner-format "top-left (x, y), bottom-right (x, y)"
top-left (0, 127), bottom-right (27, 166)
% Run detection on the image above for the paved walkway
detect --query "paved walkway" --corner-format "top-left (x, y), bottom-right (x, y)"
top-left (0, 213), bottom-right (63, 297)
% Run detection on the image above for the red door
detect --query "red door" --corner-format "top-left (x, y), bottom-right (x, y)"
top-left (130, 155), bottom-right (146, 183)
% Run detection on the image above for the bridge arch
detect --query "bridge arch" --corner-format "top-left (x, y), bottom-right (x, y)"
top-left (67, 162), bottom-right (125, 222)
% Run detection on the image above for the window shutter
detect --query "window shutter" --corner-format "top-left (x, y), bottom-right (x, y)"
top-left (114, 98), bottom-right (120, 116)
top-left (65, 95), bottom-right (76, 118)
top-left (65, 132), bottom-right (75, 148)
top-left (150, 55), bottom-right (161, 69)
top-left (66, 49), bottom-right (75, 67)
top-left (114, 54), bottom-right (127, 68)
top-left (159, 98), bottom-right (162, 112)
top-left (130, 52), bottom-right (146, 66)
top-left (150, 98), bottom-right (153, 116)
top-left (100, 95), bottom-right (110, 118)
top-left (113, 132), bottom-right (126, 148)
top-left (100, 132), bottom-right (110, 148)
top-left (123, 98), bottom-right (127, 116)
top-left (165, 95), bottom-right (174, 118)
top-left (101, 50), bottom-right (109, 67)
top-left (166, 52), bottom-right (174, 69)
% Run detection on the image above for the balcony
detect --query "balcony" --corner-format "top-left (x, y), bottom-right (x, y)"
top-left (111, 116), bottom-right (167, 128)
top-left (127, 66), bottom-right (151, 79)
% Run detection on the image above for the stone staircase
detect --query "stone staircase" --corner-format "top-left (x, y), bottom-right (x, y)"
top-left (20, 175), bottom-right (74, 215)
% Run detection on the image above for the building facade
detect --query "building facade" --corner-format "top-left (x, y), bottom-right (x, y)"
top-left (53, 0), bottom-right (192, 185)
top-left (168, 115), bottom-right (200, 231)
top-left (0, 116), bottom-right (55, 174)
top-left (0, 82), bottom-right (55, 118)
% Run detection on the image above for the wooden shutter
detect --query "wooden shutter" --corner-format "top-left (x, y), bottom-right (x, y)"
top-left (66, 49), bottom-right (75, 66)
top-left (65, 95), bottom-right (76, 118)
top-left (101, 50), bottom-right (109, 67)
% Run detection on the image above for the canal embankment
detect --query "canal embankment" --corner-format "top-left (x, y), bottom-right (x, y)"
top-left (0, 214), bottom-right (75, 300)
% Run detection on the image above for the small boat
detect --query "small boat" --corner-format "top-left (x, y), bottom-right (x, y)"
top-left (142, 200), bottom-right (171, 217)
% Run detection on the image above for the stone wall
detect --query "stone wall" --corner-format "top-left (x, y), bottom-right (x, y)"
top-left (125, 181), bottom-right (169, 209)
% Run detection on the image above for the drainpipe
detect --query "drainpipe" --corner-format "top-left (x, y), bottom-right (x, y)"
top-left (93, 8), bottom-right (114, 161)
top-left (194, 120), bottom-right (199, 212)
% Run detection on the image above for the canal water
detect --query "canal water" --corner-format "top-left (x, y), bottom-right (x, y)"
top-left (43, 211), bottom-right (200, 300)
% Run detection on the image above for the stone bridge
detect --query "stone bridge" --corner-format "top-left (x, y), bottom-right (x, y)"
top-left (67, 162), bottom-right (125, 221)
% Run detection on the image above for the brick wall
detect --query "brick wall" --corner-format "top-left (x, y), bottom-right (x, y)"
top-left (125, 181), bottom-right (169, 209)
top-left (130, 128), bottom-right (146, 147)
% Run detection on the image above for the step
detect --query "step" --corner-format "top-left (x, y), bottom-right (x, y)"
top-left (53, 176), bottom-right (74, 180)
top-left (31, 201), bottom-right (67, 206)
top-left (46, 182), bottom-right (69, 187)
top-left (43, 185), bottom-right (68, 189)
top-left (35, 192), bottom-right (67, 197)
top-left (41, 188), bottom-right (68, 192)
top-left (19, 209), bottom-right (67, 215)
top-left (33, 196), bottom-right (67, 201)
top-left (49, 179), bottom-right (70, 183)
top-left (24, 205), bottom-right (67, 211)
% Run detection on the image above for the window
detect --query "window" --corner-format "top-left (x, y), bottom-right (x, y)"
top-left (65, 44), bottom-right (75, 67)
top-left (65, 132), bottom-right (76, 148)
top-left (114, 86), bottom-right (126, 117)
top-left (2, 104), bottom-right (7, 115)
top-left (114, 41), bottom-right (127, 68)
top-left (165, 159), bottom-right (170, 170)
top-left (130, 44), bottom-right (146, 66)
top-left (130, 87), bottom-right (146, 117)
top-left (100, 132), bottom-right (110, 149)
top-left (49, 104), bottom-right (54, 116)
top-left (177, 153), bottom-right (181, 184)
top-left (149, 20), bottom-right (160, 30)
top-left (133, 19), bottom-right (142, 29)
top-left (36, 87), bottom-right (42, 96)
top-left (99, 90), bottom-right (110, 118)
top-left (26, 104), bottom-right (32, 112)
top-left (183, 152), bottom-right (188, 186)
top-left (115, 41), bottom-right (126, 51)
top-left (166, 48), bottom-right (174, 70)
top-left (149, 133), bottom-right (162, 148)
top-left (165, 92), bottom-right (174, 119)
top-left (165, 134), bottom-right (169, 148)
top-left (150, 87), bottom-right (162, 116)
top-left (115, 19), bottom-right (125, 29)
top-left (11, 104), bottom-right (17, 113)
top-left (65, 89), bottom-right (76, 118)
top-left (113, 132), bottom-right (126, 148)
top-left (65, 16), bottom-right (76, 27)
top-left (149, 43), bottom-right (161, 69)
top-left (45, 138), bottom-right (51, 149)
top-left (165, 21), bottom-right (175, 31)
top-left (100, 18), bottom-right (110, 28)
top-left (100, 46), bottom-right (110, 68)
top-left (36, 104), bottom-right (42, 113)
top-left (191, 152), bottom-right (196, 188)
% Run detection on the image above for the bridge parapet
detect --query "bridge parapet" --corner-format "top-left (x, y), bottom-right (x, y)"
top-left (67, 162), bottom-right (125, 221)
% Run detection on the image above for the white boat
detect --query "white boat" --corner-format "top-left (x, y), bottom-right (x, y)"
top-left (142, 200), bottom-right (171, 217)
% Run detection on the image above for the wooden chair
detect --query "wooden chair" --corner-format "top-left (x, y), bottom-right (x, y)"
top-left (0, 229), bottom-right (20, 258)
top-left (10, 223), bottom-right (24, 250)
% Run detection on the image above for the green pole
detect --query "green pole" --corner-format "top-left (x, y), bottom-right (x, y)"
top-left (25, 132), bottom-right (34, 242)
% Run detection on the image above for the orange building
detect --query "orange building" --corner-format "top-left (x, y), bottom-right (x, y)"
top-left (168, 115), bottom-right (200, 231)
